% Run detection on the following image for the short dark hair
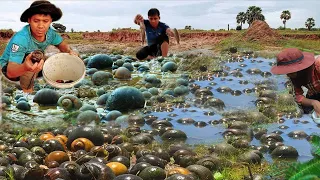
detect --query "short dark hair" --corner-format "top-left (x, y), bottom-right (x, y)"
top-left (148, 8), bottom-right (160, 17)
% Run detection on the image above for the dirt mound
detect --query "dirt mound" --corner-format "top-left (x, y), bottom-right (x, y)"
top-left (83, 31), bottom-right (141, 42)
top-left (0, 29), bottom-right (14, 39)
top-left (244, 20), bottom-right (282, 42)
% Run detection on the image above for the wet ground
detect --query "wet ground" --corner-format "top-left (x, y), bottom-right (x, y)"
top-left (2, 51), bottom-right (318, 165)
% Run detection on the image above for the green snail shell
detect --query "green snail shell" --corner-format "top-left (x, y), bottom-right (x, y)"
top-left (58, 95), bottom-right (83, 111)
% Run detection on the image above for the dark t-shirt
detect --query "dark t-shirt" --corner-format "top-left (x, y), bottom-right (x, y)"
top-left (144, 20), bottom-right (169, 46)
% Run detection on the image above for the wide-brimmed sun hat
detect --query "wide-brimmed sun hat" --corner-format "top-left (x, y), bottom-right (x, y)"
top-left (20, 0), bottom-right (62, 22)
top-left (271, 48), bottom-right (315, 75)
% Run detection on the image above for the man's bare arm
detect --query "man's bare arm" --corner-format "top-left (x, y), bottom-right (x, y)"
top-left (56, 40), bottom-right (71, 53)
top-left (56, 40), bottom-right (79, 56)
top-left (6, 53), bottom-right (41, 78)
top-left (6, 62), bottom-right (28, 78)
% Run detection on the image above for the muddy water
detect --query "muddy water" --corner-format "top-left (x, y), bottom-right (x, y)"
top-left (141, 54), bottom-right (317, 163)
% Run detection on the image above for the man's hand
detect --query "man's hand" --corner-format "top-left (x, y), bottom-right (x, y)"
top-left (312, 100), bottom-right (320, 115)
top-left (23, 53), bottom-right (44, 73)
top-left (166, 28), bottom-right (180, 44)
top-left (69, 50), bottom-right (79, 57)
top-left (134, 14), bottom-right (144, 24)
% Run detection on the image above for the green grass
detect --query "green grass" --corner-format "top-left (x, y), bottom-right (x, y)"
top-left (215, 31), bottom-right (265, 52)
top-left (277, 29), bottom-right (320, 35)
top-left (215, 31), bottom-right (320, 56)
top-left (64, 32), bottom-right (84, 40)
top-left (279, 39), bottom-right (320, 55)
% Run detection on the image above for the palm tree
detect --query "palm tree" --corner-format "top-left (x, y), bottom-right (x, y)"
top-left (236, 12), bottom-right (246, 29)
top-left (280, 10), bottom-right (291, 29)
top-left (246, 6), bottom-right (265, 26)
top-left (305, 17), bottom-right (315, 31)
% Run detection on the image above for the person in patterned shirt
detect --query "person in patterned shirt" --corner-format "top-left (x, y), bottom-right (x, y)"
top-left (271, 48), bottom-right (320, 114)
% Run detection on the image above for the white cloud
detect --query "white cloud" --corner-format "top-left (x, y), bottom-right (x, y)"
top-left (0, 0), bottom-right (319, 32)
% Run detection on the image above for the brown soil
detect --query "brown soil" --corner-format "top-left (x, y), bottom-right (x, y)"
top-left (81, 31), bottom-right (232, 53)
top-left (244, 20), bottom-right (282, 42)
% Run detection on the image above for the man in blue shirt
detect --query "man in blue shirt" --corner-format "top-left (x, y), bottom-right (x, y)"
top-left (134, 8), bottom-right (179, 60)
top-left (0, 0), bottom-right (77, 92)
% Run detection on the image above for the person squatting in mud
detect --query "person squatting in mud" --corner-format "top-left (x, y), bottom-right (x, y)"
top-left (271, 48), bottom-right (320, 114)
top-left (0, 0), bottom-right (78, 93)
top-left (134, 8), bottom-right (180, 60)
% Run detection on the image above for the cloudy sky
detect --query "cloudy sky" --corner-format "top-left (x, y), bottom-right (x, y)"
top-left (0, 0), bottom-right (319, 32)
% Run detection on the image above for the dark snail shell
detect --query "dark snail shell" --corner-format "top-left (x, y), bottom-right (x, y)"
top-left (12, 147), bottom-right (30, 159)
top-left (0, 158), bottom-right (9, 166)
top-left (11, 164), bottom-right (28, 180)
top-left (124, 126), bottom-right (141, 138)
top-left (129, 162), bottom-right (152, 175)
top-left (24, 160), bottom-right (44, 180)
top-left (103, 134), bottom-right (114, 144)
top-left (109, 156), bottom-right (130, 168)
top-left (186, 165), bottom-right (213, 180)
top-left (72, 150), bottom-right (93, 165)
top-left (71, 138), bottom-right (94, 152)
top-left (138, 166), bottom-right (166, 180)
top-left (114, 174), bottom-right (143, 180)
top-left (111, 135), bottom-right (124, 144)
top-left (42, 139), bottom-right (66, 154)
top-left (196, 155), bottom-right (232, 171)
top-left (168, 144), bottom-right (192, 156)
top-left (67, 126), bottom-right (104, 149)
top-left (27, 137), bottom-right (43, 147)
top-left (0, 166), bottom-right (9, 177)
top-left (135, 149), bottom-right (152, 159)
top-left (18, 152), bottom-right (38, 166)
top-left (166, 174), bottom-right (195, 180)
top-left (105, 145), bottom-right (130, 159)
top-left (30, 146), bottom-right (46, 158)
top-left (89, 157), bottom-right (109, 164)
top-left (59, 161), bottom-right (80, 177)
top-left (89, 146), bottom-right (108, 157)
top-left (130, 133), bottom-right (153, 145)
top-left (52, 127), bottom-right (66, 135)
top-left (44, 167), bottom-right (71, 180)
top-left (118, 142), bottom-right (134, 153)
top-left (75, 161), bottom-right (115, 180)
top-left (33, 88), bottom-right (60, 106)
top-left (16, 101), bottom-right (31, 111)
top-left (13, 140), bottom-right (29, 148)
top-left (161, 129), bottom-right (187, 141)
top-left (151, 147), bottom-right (170, 162)
top-left (136, 154), bottom-right (166, 168)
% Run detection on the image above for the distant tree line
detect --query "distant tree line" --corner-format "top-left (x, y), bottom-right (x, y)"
top-left (236, 6), bottom-right (316, 31)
